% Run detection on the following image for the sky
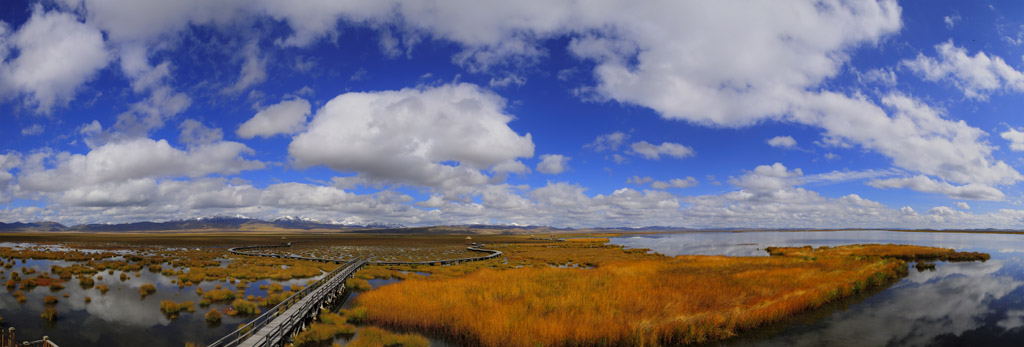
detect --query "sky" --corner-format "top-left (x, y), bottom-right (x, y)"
top-left (5, 1), bottom-right (1024, 229)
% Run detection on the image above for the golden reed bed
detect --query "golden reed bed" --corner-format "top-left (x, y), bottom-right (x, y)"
top-left (355, 244), bottom-right (986, 346)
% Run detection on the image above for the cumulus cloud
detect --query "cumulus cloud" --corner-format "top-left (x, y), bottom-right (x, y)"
top-left (289, 83), bottom-right (534, 195)
top-left (237, 98), bottom-right (311, 139)
top-left (792, 92), bottom-right (1021, 187)
top-left (868, 176), bottom-right (1005, 201)
top-left (1001, 128), bottom-right (1024, 151)
top-left (956, 202), bottom-right (970, 210)
top-left (767, 136), bottom-right (798, 149)
top-left (629, 141), bottom-right (694, 160)
top-left (0, 154), bottom-right (20, 204)
top-left (0, 6), bottom-right (110, 113)
top-left (536, 154), bottom-right (570, 174)
top-left (729, 163), bottom-right (804, 195)
top-left (902, 40), bottom-right (1024, 99)
top-left (18, 137), bottom-right (264, 193)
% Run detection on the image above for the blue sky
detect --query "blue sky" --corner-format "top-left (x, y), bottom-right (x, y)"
top-left (3, 0), bottom-right (1024, 228)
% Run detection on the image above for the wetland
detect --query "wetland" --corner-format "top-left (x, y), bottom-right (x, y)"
top-left (0, 230), bottom-right (1017, 346)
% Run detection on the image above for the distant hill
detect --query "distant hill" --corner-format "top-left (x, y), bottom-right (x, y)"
top-left (0, 221), bottom-right (68, 232)
top-left (0, 216), bottom-right (407, 233)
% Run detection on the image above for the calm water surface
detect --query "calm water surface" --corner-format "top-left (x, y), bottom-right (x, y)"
top-left (0, 246), bottom-right (326, 347)
top-left (610, 230), bottom-right (1024, 347)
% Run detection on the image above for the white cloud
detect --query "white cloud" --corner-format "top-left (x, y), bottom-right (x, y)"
top-left (178, 119), bottom-right (224, 147)
top-left (868, 175), bottom-right (1005, 201)
top-left (289, 83), bottom-right (534, 195)
top-left (628, 175), bottom-right (697, 190)
top-left (490, 160), bottom-right (530, 175)
top-left (858, 67), bottom-right (898, 86)
top-left (902, 40), bottom-right (1024, 99)
top-left (793, 92), bottom-right (1021, 187)
top-left (629, 141), bottom-right (694, 160)
top-left (21, 124), bottom-right (44, 136)
top-left (536, 154), bottom-right (570, 175)
top-left (650, 177), bottom-right (697, 190)
top-left (0, 6), bottom-right (110, 113)
top-left (118, 43), bottom-right (170, 93)
top-left (1001, 128), bottom-right (1024, 151)
top-left (488, 74), bottom-right (526, 88)
top-left (956, 202), bottom-right (970, 210)
top-left (803, 169), bottom-right (900, 184)
top-left (223, 40), bottom-right (267, 94)
top-left (767, 136), bottom-right (797, 149)
top-left (82, 87), bottom-right (192, 146)
top-left (237, 98), bottom-right (312, 139)
top-left (943, 15), bottom-right (960, 28)
top-left (18, 137), bottom-right (264, 193)
top-left (626, 176), bottom-right (654, 185)
top-left (0, 154), bottom-right (20, 204)
top-left (729, 163), bottom-right (803, 195)
top-left (585, 132), bottom-right (629, 151)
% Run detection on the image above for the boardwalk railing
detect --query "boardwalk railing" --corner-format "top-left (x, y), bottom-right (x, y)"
top-left (372, 245), bottom-right (503, 265)
top-left (206, 259), bottom-right (366, 347)
top-left (0, 328), bottom-right (58, 347)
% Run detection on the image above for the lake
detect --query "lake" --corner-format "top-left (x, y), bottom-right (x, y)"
top-left (610, 230), bottom-right (1024, 346)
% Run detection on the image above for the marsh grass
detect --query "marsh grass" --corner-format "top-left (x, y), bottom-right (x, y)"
top-left (139, 283), bottom-right (156, 297)
top-left (40, 307), bottom-right (57, 322)
top-left (230, 299), bottom-right (260, 315)
top-left (355, 244), bottom-right (985, 346)
top-left (203, 288), bottom-right (237, 302)
top-left (293, 312), bottom-right (356, 346)
top-left (159, 300), bottom-right (196, 316)
top-left (205, 309), bottom-right (222, 323)
top-left (347, 326), bottom-right (429, 347)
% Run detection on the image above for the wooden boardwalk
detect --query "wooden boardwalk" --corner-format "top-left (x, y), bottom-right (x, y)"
top-left (210, 241), bottom-right (502, 346)
top-left (207, 259), bottom-right (366, 347)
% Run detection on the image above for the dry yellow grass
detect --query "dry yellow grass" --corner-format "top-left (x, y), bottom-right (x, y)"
top-left (356, 244), bottom-right (985, 346)
top-left (562, 238), bottom-right (611, 243)
top-left (765, 244), bottom-right (990, 261)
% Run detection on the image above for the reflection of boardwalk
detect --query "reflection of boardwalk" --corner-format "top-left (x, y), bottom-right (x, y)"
top-left (211, 242), bottom-right (502, 346)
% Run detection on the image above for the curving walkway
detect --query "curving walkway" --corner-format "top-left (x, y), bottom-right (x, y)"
top-left (229, 242), bottom-right (503, 266)
top-left (210, 241), bottom-right (503, 347)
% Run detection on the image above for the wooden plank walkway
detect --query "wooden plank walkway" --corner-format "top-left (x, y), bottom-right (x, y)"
top-left (207, 259), bottom-right (366, 347)
top-left (211, 241), bottom-right (503, 346)
top-left (236, 259), bottom-right (366, 347)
